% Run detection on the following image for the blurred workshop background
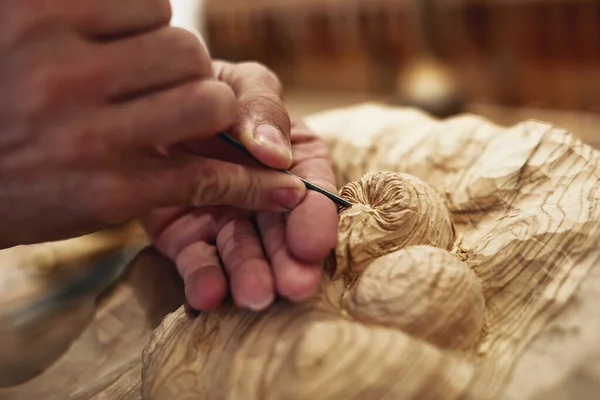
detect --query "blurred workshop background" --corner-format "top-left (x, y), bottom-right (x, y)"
top-left (195, 0), bottom-right (600, 148)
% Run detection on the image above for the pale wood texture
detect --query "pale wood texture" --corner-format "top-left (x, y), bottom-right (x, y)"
top-left (0, 245), bottom-right (184, 400)
top-left (0, 224), bottom-right (147, 388)
top-left (334, 172), bottom-right (456, 277)
top-left (2, 103), bottom-right (600, 399)
top-left (282, 90), bottom-right (600, 149)
top-left (141, 104), bottom-right (600, 399)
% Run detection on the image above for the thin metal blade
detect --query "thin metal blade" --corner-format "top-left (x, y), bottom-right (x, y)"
top-left (218, 133), bottom-right (352, 208)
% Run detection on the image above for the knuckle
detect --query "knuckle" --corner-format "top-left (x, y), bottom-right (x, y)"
top-left (189, 162), bottom-right (222, 205)
top-left (253, 92), bottom-right (285, 110)
top-left (233, 62), bottom-right (288, 128)
top-left (184, 81), bottom-right (236, 133)
top-left (245, 174), bottom-right (262, 204)
top-left (191, 163), bottom-right (255, 207)
top-left (228, 175), bottom-right (259, 207)
top-left (240, 93), bottom-right (290, 132)
top-left (239, 61), bottom-right (282, 93)
top-left (218, 235), bottom-right (237, 260)
top-left (218, 226), bottom-right (241, 259)
top-left (221, 167), bottom-right (255, 204)
top-left (218, 222), bottom-right (258, 265)
top-left (202, 84), bottom-right (237, 126)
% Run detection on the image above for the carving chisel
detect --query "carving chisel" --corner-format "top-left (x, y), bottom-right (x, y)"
top-left (218, 132), bottom-right (352, 208)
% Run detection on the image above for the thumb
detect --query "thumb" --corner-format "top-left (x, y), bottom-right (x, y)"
top-left (213, 61), bottom-right (293, 169)
top-left (146, 156), bottom-right (307, 212)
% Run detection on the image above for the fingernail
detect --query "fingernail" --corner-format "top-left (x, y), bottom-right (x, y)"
top-left (246, 293), bottom-right (275, 311)
top-left (272, 188), bottom-right (303, 210)
top-left (254, 124), bottom-right (292, 159)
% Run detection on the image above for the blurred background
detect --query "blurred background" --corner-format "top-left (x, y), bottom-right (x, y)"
top-left (196, 0), bottom-right (600, 147)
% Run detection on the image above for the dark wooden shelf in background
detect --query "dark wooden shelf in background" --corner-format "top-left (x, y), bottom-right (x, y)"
top-left (204, 0), bottom-right (600, 112)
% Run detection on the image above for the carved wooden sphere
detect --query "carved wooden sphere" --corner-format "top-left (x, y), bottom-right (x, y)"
top-left (335, 172), bottom-right (455, 277)
top-left (342, 245), bottom-right (486, 349)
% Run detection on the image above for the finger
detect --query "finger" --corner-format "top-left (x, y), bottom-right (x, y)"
top-left (286, 127), bottom-right (339, 263)
top-left (213, 61), bottom-right (292, 169)
top-left (286, 170), bottom-right (338, 263)
top-left (130, 156), bottom-right (307, 215)
top-left (63, 0), bottom-right (172, 39)
top-left (101, 27), bottom-right (211, 100)
top-left (142, 206), bottom-right (250, 259)
top-left (141, 205), bottom-right (251, 311)
top-left (256, 212), bottom-right (322, 302)
top-left (287, 191), bottom-right (338, 263)
top-left (217, 219), bottom-right (275, 311)
top-left (98, 79), bottom-right (237, 148)
top-left (175, 241), bottom-right (227, 310)
top-left (143, 206), bottom-right (219, 259)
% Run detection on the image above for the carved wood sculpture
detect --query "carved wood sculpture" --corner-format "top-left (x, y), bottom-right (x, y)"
top-left (0, 240), bottom-right (184, 400)
top-left (2, 103), bottom-right (600, 399)
top-left (0, 224), bottom-right (147, 387)
top-left (140, 104), bottom-right (600, 399)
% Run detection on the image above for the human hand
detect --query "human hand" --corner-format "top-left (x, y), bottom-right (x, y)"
top-left (0, 1), bottom-right (305, 249)
top-left (142, 61), bottom-right (339, 311)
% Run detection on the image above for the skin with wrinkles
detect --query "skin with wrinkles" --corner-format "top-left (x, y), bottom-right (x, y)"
top-left (0, 0), bottom-right (338, 396)
top-left (0, 0), bottom-right (309, 250)
top-left (144, 119), bottom-right (338, 312)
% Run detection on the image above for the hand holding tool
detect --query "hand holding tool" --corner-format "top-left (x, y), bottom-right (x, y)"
top-left (218, 133), bottom-right (353, 208)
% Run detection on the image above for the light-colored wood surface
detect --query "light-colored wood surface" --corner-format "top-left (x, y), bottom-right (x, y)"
top-left (0, 224), bottom-right (147, 388)
top-left (1, 100), bottom-right (600, 399)
top-left (284, 89), bottom-right (600, 149)
top-left (0, 246), bottom-right (184, 400)
top-left (141, 103), bottom-right (600, 399)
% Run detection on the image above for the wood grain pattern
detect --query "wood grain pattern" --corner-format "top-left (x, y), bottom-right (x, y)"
top-left (140, 104), bottom-right (600, 399)
top-left (341, 245), bottom-right (486, 350)
top-left (2, 103), bottom-right (600, 399)
top-left (334, 172), bottom-right (455, 278)
top-left (0, 224), bottom-right (146, 387)
top-left (0, 245), bottom-right (184, 400)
